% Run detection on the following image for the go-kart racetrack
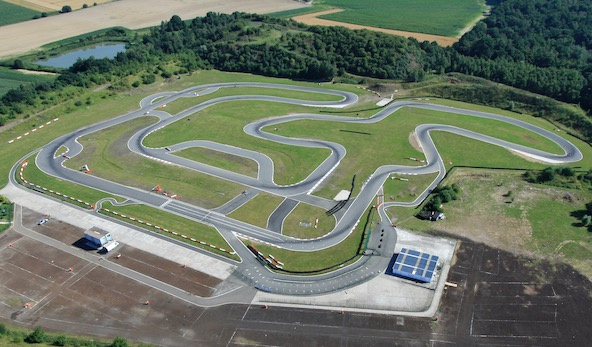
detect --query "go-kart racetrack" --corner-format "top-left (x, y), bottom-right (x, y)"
top-left (11, 82), bottom-right (583, 297)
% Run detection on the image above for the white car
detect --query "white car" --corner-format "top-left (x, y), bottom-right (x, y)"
top-left (37, 217), bottom-right (49, 225)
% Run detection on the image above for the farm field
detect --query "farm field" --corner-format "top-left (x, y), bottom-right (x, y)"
top-left (318, 0), bottom-right (485, 37)
top-left (0, 0), bottom-right (40, 26)
top-left (0, 67), bottom-right (55, 97)
top-left (0, 0), bottom-right (305, 58)
top-left (4, 0), bottom-right (113, 11)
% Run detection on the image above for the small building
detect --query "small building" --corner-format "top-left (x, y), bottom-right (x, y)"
top-left (390, 248), bottom-right (439, 283)
top-left (84, 227), bottom-right (112, 248)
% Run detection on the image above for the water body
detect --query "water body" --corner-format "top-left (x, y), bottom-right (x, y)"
top-left (35, 43), bottom-right (126, 69)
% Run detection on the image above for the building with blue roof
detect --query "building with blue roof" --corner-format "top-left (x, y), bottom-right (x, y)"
top-left (390, 248), bottom-right (439, 283)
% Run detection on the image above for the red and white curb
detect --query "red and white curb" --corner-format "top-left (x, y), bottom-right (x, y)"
top-left (18, 160), bottom-right (235, 256)
top-left (101, 208), bottom-right (237, 255)
top-left (18, 161), bottom-right (95, 209)
top-left (8, 118), bottom-right (59, 144)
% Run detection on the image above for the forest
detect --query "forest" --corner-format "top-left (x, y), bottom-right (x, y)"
top-left (1, 0), bottom-right (591, 140)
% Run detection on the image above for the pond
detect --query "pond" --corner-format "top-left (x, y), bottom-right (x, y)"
top-left (35, 43), bottom-right (126, 69)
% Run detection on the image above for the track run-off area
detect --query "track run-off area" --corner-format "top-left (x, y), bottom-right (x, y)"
top-left (10, 82), bottom-right (583, 297)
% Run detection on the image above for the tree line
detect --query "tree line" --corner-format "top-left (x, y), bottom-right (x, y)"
top-left (1, 4), bottom-right (591, 139)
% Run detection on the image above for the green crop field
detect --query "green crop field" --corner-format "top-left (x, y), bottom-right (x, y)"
top-left (0, 1), bottom-right (41, 27)
top-left (0, 67), bottom-right (55, 97)
top-left (319, 0), bottom-right (485, 37)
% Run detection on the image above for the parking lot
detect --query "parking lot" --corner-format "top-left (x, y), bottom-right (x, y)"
top-left (1, 209), bottom-right (591, 346)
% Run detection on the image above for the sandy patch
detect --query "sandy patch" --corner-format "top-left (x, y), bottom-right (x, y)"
top-left (292, 8), bottom-right (458, 47)
top-left (0, 0), bottom-right (306, 59)
top-left (408, 132), bottom-right (422, 152)
top-left (16, 69), bottom-right (57, 75)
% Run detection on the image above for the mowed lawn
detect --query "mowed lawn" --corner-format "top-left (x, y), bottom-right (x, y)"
top-left (320, 0), bottom-right (485, 36)
top-left (65, 116), bottom-right (245, 209)
top-left (273, 105), bottom-right (572, 199)
top-left (0, 1), bottom-right (41, 27)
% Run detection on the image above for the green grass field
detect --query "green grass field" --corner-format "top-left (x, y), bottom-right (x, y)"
top-left (242, 206), bottom-right (376, 272)
top-left (99, 202), bottom-right (239, 260)
top-left (65, 116), bottom-right (245, 209)
top-left (0, 1), bottom-right (40, 27)
top-left (144, 100), bottom-right (333, 185)
top-left (176, 147), bottom-right (259, 178)
top-left (319, 0), bottom-right (485, 37)
top-left (283, 202), bottom-right (336, 238)
top-left (0, 67), bottom-right (55, 97)
top-left (19, 154), bottom-right (124, 207)
top-left (163, 86), bottom-right (343, 116)
top-left (384, 172), bottom-right (439, 203)
top-left (387, 168), bottom-right (592, 279)
top-left (228, 192), bottom-right (284, 227)
top-left (271, 105), bottom-right (571, 199)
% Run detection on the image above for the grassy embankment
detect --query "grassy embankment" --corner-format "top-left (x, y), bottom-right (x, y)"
top-left (318, 0), bottom-right (485, 37)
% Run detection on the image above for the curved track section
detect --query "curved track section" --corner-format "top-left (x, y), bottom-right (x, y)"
top-left (14, 82), bottom-right (583, 295)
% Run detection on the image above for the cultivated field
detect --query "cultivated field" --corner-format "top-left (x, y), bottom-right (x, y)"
top-left (293, 9), bottom-right (459, 47)
top-left (0, 67), bottom-right (55, 97)
top-left (319, 0), bottom-right (484, 37)
top-left (0, 0), bottom-right (40, 26)
top-left (0, 0), bottom-right (305, 58)
top-left (5, 0), bottom-right (113, 11)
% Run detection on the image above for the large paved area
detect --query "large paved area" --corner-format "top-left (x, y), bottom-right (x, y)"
top-left (0, 0), bottom-right (305, 58)
top-left (1, 212), bottom-right (591, 345)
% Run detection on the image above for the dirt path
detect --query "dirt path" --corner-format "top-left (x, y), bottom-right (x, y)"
top-left (292, 8), bottom-right (458, 47)
top-left (0, 0), bottom-right (305, 59)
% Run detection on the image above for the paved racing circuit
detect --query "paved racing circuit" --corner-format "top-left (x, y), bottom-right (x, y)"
top-left (11, 82), bottom-right (583, 297)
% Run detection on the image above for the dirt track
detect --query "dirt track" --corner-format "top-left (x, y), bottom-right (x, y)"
top-left (293, 8), bottom-right (458, 47)
top-left (0, 0), bottom-right (306, 58)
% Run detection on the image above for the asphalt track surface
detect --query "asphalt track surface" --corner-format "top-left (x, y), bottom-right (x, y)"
top-left (11, 82), bottom-right (583, 297)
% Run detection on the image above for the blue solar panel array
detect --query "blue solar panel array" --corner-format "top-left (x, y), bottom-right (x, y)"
top-left (391, 248), bottom-right (439, 283)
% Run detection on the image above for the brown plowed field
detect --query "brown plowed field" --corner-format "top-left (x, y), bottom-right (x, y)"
top-left (293, 8), bottom-right (458, 47)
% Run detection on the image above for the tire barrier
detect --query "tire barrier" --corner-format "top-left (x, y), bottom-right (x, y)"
top-left (326, 175), bottom-right (356, 216)
top-left (8, 118), bottom-right (59, 144)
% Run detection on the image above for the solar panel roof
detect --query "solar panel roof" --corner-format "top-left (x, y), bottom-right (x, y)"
top-left (391, 248), bottom-right (439, 283)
